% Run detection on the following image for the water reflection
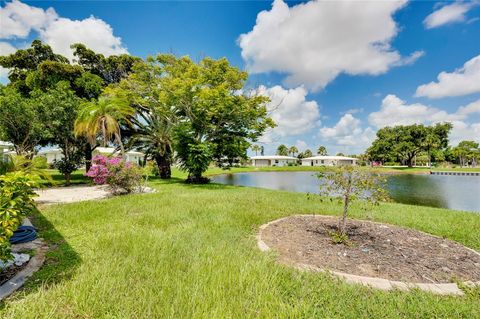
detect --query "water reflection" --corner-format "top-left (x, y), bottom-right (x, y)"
top-left (212, 171), bottom-right (480, 212)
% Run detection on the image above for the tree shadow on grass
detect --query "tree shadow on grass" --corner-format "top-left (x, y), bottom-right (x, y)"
top-left (0, 209), bottom-right (81, 308)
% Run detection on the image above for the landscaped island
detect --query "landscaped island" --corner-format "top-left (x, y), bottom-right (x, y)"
top-left (0, 171), bottom-right (479, 318)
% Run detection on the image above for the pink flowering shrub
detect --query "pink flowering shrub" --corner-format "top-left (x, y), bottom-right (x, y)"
top-left (86, 155), bottom-right (143, 194)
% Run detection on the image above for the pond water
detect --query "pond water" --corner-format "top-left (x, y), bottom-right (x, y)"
top-left (211, 171), bottom-right (480, 213)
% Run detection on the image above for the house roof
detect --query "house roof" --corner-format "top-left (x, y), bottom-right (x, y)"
top-left (95, 147), bottom-right (144, 155)
top-left (38, 147), bottom-right (144, 156)
top-left (0, 141), bottom-right (13, 147)
top-left (38, 148), bottom-right (62, 154)
top-left (302, 155), bottom-right (358, 161)
top-left (251, 155), bottom-right (297, 160)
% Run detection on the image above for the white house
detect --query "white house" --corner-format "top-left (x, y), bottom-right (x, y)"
top-left (301, 155), bottom-right (358, 167)
top-left (0, 141), bottom-right (13, 161)
top-left (251, 155), bottom-right (297, 167)
top-left (38, 147), bottom-right (145, 165)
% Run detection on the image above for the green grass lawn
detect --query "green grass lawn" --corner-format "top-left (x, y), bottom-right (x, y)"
top-left (1, 172), bottom-right (479, 318)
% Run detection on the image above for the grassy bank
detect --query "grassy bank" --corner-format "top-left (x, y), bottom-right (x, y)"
top-left (1, 174), bottom-right (479, 318)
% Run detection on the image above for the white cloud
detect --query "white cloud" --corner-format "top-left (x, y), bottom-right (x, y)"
top-left (415, 55), bottom-right (480, 98)
top-left (0, 0), bottom-right (127, 61)
top-left (424, 2), bottom-right (477, 29)
top-left (0, 41), bottom-right (17, 79)
top-left (368, 94), bottom-right (480, 146)
top-left (295, 140), bottom-right (308, 151)
top-left (448, 121), bottom-right (480, 145)
top-left (368, 95), bottom-right (462, 128)
top-left (319, 114), bottom-right (376, 151)
top-left (238, 0), bottom-right (416, 91)
top-left (257, 85), bottom-right (320, 143)
top-left (39, 16), bottom-right (127, 60)
top-left (0, 0), bottom-right (57, 38)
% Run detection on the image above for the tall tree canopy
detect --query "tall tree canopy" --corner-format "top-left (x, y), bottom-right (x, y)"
top-left (155, 54), bottom-right (273, 182)
top-left (0, 40), bottom-right (140, 170)
top-left (317, 146), bottom-right (327, 156)
top-left (367, 123), bottom-right (453, 167)
top-left (276, 144), bottom-right (289, 156)
top-left (109, 59), bottom-right (177, 178)
top-left (0, 86), bottom-right (46, 157)
top-left (71, 44), bottom-right (141, 85)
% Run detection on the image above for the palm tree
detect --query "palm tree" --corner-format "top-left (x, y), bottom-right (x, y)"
top-left (126, 107), bottom-right (176, 179)
top-left (317, 145), bottom-right (327, 156)
top-left (251, 144), bottom-right (261, 156)
top-left (74, 95), bottom-right (134, 156)
top-left (276, 144), bottom-right (288, 156)
top-left (288, 146), bottom-right (298, 156)
top-left (422, 133), bottom-right (439, 167)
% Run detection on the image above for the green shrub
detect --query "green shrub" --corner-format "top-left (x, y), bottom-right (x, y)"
top-left (0, 172), bottom-right (39, 262)
top-left (32, 156), bottom-right (49, 169)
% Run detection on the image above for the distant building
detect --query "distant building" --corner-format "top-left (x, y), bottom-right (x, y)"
top-left (251, 155), bottom-right (297, 167)
top-left (38, 147), bottom-right (145, 165)
top-left (0, 141), bottom-right (13, 161)
top-left (301, 155), bottom-right (358, 167)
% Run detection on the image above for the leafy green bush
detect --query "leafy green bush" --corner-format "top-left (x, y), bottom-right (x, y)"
top-left (0, 172), bottom-right (39, 262)
top-left (106, 158), bottom-right (143, 194)
top-left (175, 125), bottom-right (212, 184)
top-left (32, 156), bottom-right (49, 169)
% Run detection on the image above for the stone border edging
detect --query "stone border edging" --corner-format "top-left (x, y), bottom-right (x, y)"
top-left (0, 219), bottom-right (48, 301)
top-left (257, 215), bottom-right (480, 296)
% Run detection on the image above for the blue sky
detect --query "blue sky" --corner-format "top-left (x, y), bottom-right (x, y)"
top-left (1, 0), bottom-right (480, 155)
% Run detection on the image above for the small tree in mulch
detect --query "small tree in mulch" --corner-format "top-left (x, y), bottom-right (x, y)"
top-left (317, 166), bottom-right (389, 244)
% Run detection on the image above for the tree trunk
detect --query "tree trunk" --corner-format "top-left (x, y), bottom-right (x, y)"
top-left (84, 143), bottom-right (93, 172)
top-left (340, 194), bottom-right (349, 236)
top-left (155, 154), bottom-right (171, 179)
top-left (115, 132), bottom-right (125, 157)
top-left (65, 172), bottom-right (71, 186)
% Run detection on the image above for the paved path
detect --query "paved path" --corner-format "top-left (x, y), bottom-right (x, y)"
top-left (35, 185), bottom-right (110, 205)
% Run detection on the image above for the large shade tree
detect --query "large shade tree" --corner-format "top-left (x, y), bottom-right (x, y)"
top-left (35, 81), bottom-right (84, 184)
top-left (110, 59), bottom-right (177, 179)
top-left (0, 86), bottom-right (46, 157)
top-left (367, 123), bottom-right (452, 167)
top-left (155, 54), bottom-right (273, 183)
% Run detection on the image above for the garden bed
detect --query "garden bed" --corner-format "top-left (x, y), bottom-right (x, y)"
top-left (259, 215), bottom-right (480, 285)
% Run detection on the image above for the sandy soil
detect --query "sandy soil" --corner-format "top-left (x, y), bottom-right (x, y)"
top-left (35, 185), bottom-right (110, 205)
top-left (261, 215), bottom-right (480, 283)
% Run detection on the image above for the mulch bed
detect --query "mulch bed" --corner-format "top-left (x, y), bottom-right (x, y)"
top-left (0, 263), bottom-right (28, 286)
top-left (261, 215), bottom-right (480, 283)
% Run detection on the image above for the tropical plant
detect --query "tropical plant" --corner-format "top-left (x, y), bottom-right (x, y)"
top-left (174, 125), bottom-right (213, 183)
top-left (251, 144), bottom-right (261, 156)
top-left (86, 155), bottom-right (143, 194)
top-left (110, 60), bottom-right (176, 179)
top-left (0, 172), bottom-right (39, 261)
top-left (317, 146), bottom-right (327, 156)
top-left (75, 91), bottom-right (135, 155)
top-left (156, 54), bottom-right (273, 183)
top-left (303, 149), bottom-right (313, 158)
top-left (0, 154), bottom-right (51, 182)
top-left (288, 146), bottom-right (298, 157)
top-left (276, 144), bottom-right (288, 156)
top-left (317, 166), bottom-right (388, 242)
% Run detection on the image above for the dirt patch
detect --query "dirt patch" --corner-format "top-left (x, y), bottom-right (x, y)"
top-left (0, 263), bottom-right (28, 286)
top-left (260, 215), bottom-right (480, 283)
